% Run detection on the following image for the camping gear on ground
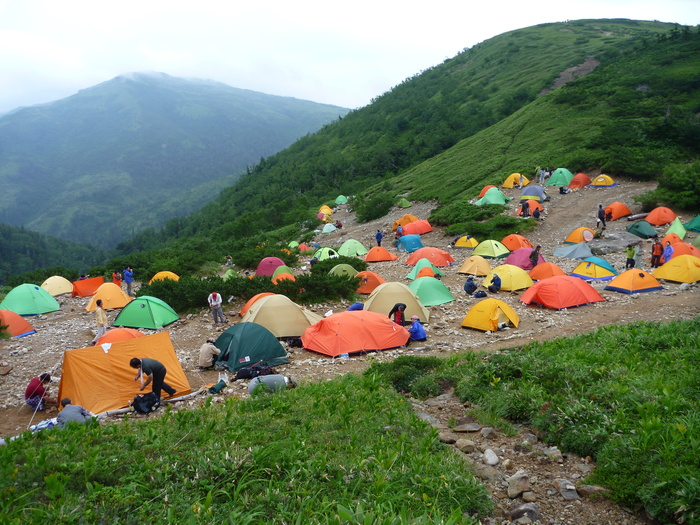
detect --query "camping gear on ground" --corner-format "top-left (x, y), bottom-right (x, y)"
top-left (113, 296), bottom-right (179, 329)
top-left (241, 294), bottom-right (322, 337)
top-left (255, 257), bottom-right (286, 276)
top-left (402, 220), bottom-right (433, 235)
top-left (545, 168), bottom-right (574, 187)
top-left (504, 248), bottom-right (545, 271)
top-left (482, 265), bottom-right (533, 291)
top-left (59, 332), bottom-right (191, 415)
top-left (0, 284), bottom-right (60, 316)
top-left (405, 247), bottom-right (454, 267)
top-left (604, 270), bottom-right (663, 294)
top-left (148, 271), bottom-right (180, 284)
top-left (215, 322), bottom-right (289, 373)
top-left (0, 309), bottom-right (36, 337)
top-left (590, 174), bottom-right (616, 187)
top-left (132, 392), bottom-right (160, 414)
top-left (529, 262), bottom-right (566, 281)
top-left (553, 242), bottom-right (593, 259)
top-left (406, 258), bottom-right (445, 280)
top-left (40, 275), bottom-right (73, 296)
top-left (395, 234), bottom-right (424, 253)
top-left (301, 310), bottom-right (410, 357)
top-left (520, 275), bottom-right (604, 309)
top-left (95, 327), bottom-right (145, 346)
top-left (604, 202), bottom-right (632, 221)
top-left (408, 277), bottom-right (454, 306)
top-left (476, 187), bottom-right (512, 206)
top-left (337, 239), bottom-right (369, 257)
top-left (645, 206), bottom-right (676, 226)
top-left (355, 271), bottom-right (386, 294)
top-left (86, 283), bottom-right (133, 311)
top-left (72, 277), bottom-right (105, 298)
top-left (473, 240), bottom-right (510, 259)
top-left (233, 361), bottom-right (275, 380)
top-left (453, 235), bottom-right (479, 248)
top-left (568, 173), bottom-right (591, 189)
top-left (570, 257), bottom-right (618, 281)
top-left (363, 282), bottom-right (430, 322)
top-left (458, 255), bottom-right (491, 276)
top-left (461, 298), bottom-right (519, 331)
top-left (365, 246), bottom-right (399, 262)
top-left (501, 234), bottom-right (533, 252)
top-left (626, 221), bottom-right (658, 239)
top-left (502, 173), bottom-right (529, 188)
top-left (652, 254), bottom-right (700, 283)
top-left (564, 227), bottom-right (596, 244)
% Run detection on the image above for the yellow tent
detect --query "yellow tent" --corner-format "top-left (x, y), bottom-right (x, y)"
top-left (319, 205), bottom-right (334, 215)
top-left (241, 294), bottom-right (322, 337)
top-left (454, 236), bottom-right (479, 248)
top-left (461, 298), bottom-right (520, 332)
top-left (457, 255), bottom-right (491, 276)
top-left (148, 271), bottom-right (180, 284)
top-left (502, 173), bottom-right (529, 189)
top-left (652, 254), bottom-right (700, 283)
top-left (363, 282), bottom-right (430, 322)
top-left (482, 264), bottom-right (533, 291)
top-left (58, 332), bottom-right (192, 415)
top-left (85, 283), bottom-right (133, 311)
top-left (40, 275), bottom-right (73, 296)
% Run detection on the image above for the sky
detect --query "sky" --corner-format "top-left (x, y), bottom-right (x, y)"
top-left (1, 0), bottom-right (698, 114)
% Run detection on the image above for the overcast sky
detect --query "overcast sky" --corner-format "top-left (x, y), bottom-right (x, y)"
top-left (1, 0), bottom-right (697, 114)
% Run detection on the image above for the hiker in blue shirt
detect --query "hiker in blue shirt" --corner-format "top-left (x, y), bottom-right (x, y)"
top-left (487, 273), bottom-right (501, 293)
top-left (407, 315), bottom-right (426, 343)
top-left (123, 266), bottom-right (134, 297)
top-left (375, 230), bottom-right (383, 246)
top-left (463, 276), bottom-right (477, 295)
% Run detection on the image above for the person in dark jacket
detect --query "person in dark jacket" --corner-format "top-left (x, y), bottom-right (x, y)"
top-left (488, 274), bottom-right (501, 293)
top-left (56, 398), bottom-right (94, 428)
top-left (463, 276), bottom-right (478, 295)
top-left (388, 303), bottom-right (407, 325)
top-left (130, 358), bottom-right (176, 400)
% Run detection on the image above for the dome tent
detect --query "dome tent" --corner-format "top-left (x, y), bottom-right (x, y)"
top-left (646, 206), bottom-right (676, 226)
top-left (148, 271), bottom-right (179, 284)
top-left (402, 220), bottom-right (433, 235)
top-left (335, 195), bottom-right (348, 205)
top-left (665, 217), bottom-right (686, 240)
top-left (553, 242), bottom-right (593, 260)
top-left (604, 202), bottom-right (632, 221)
top-left (95, 327), bottom-right (145, 345)
top-left (568, 173), bottom-right (591, 189)
top-left (564, 227), bottom-right (596, 244)
top-left (396, 234), bottom-right (424, 253)
top-left (520, 186), bottom-right (548, 202)
top-left (590, 174), bottom-right (616, 187)
top-left (545, 168), bottom-right (574, 187)
top-left (505, 247), bottom-right (545, 270)
top-left (502, 173), bottom-right (529, 188)
top-left (528, 262), bottom-right (566, 281)
top-left (255, 257), bottom-right (286, 276)
top-left (241, 294), bottom-right (322, 338)
top-left (363, 282), bottom-right (430, 322)
top-left (472, 240), bottom-right (510, 259)
top-left (40, 275), bottom-right (73, 296)
top-left (215, 322), bottom-right (289, 372)
top-left (453, 235), bottom-right (479, 248)
top-left (113, 296), bottom-right (179, 329)
top-left (626, 221), bottom-right (658, 239)
top-left (652, 254), bottom-right (700, 283)
top-left (405, 247), bottom-right (454, 267)
top-left (365, 246), bottom-right (398, 262)
top-left (520, 275), bottom-right (604, 310)
top-left (85, 283), bottom-right (133, 311)
top-left (239, 293), bottom-right (275, 317)
top-left (501, 234), bottom-right (533, 252)
top-left (482, 265), bottom-right (533, 291)
top-left (0, 284), bottom-right (60, 316)
top-left (0, 309), bottom-right (36, 337)
top-left (272, 265), bottom-right (293, 278)
top-left (476, 187), bottom-right (512, 206)
top-left (355, 271), bottom-right (386, 294)
top-left (313, 247), bottom-right (339, 261)
top-left (461, 298), bottom-right (519, 332)
top-left (329, 264), bottom-right (358, 278)
top-left (604, 270), bottom-right (663, 295)
top-left (671, 243), bottom-right (700, 259)
top-left (478, 185), bottom-right (497, 198)
top-left (683, 215), bottom-right (700, 232)
top-left (408, 277), bottom-right (455, 306)
top-left (570, 257), bottom-right (618, 281)
top-left (405, 258), bottom-right (445, 280)
top-left (338, 239), bottom-right (368, 257)
top-left (458, 255), bottom-right (492, 276)
top-left (392, 214), bottom-right (419, 231)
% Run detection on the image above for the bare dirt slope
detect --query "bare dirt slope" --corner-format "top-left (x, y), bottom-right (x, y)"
top-left (1, 176), bottom-right (697, 523)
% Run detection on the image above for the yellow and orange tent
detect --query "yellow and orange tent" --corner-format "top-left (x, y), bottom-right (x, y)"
top-left (86, 283), bottom-right (133, 311)
top-left (565, 227), bottom-right (596, 244)
top-left (355, 271), bottom-right (386, 294)
top-left (392, 214), bottom-right (420, 231)
top-left (58, 332), bottom-right (192, 414)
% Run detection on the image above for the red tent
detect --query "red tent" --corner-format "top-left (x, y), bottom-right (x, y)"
top-left (301, 310), bottom-right (409, 357)
top-left (604, 202), bottom-right (632, 221)
top-left (0, 309), bottom-right (36, 337)
top-left (402, 219), bottom-right (433, 235)
top-left (501, 234), bottom-right (533, 251)
top-left (255, 257), bottom-right (286, 276)
top-left (520, 275), bottom-right (604, 310)
top-left (646, 207), bottom-right (676, 226)
top-left (568, 173), bottom-right (592, 189)
top-left (405, 247), bottom-right (455, 267)
top-left (355, 271), bottom-right (386, 294)
top-left (72, 276), bottom-right (105, 297)
top-left (504, 247), bottom-right (545, 270)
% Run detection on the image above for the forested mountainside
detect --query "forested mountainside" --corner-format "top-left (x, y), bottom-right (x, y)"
top-left (0, 72), bottom-right (348, 248)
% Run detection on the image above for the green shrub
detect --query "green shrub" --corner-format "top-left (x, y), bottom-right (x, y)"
top-left (355, 193), bottom-right (395, 222)
top-left (309, 255), bottom-right (368, 275)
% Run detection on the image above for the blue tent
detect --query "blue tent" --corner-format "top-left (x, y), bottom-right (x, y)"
top-left (396, 234), bottom-right (424, 253)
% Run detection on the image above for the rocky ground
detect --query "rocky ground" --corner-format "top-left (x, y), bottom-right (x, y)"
top-left (1, 177), bottom-right (698, 524)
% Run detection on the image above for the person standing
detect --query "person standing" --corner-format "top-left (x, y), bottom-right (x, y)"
top-left (91, 299), bottom-right (108, 345)
top-left (375, 230), bottom-right (383, 247)
top-left (56, 398), bottom-right (94, 428)
top-left (625, 244), bottom-right (637, 269)
top-left (529, 246), bottom-right (541, 269)
top-left (130, 357), bottom-right (176, 399)
top-left (123, 266), bottom-right (134, 297)
top-left (112, 270), bottom-right (122, 286)
top-left (208, 291), bottom-right (225, 329)
top-left (597, 205), bottom-right (607, 230)
top-left (198, 338), bottom-right (221, 369)
top-left (634, 241), bottom-right (644, 269)
top-left (663, 241), bottom-right (674, 264)
top-left (24, 373), bottom-right (57, 411)
top-left (520, 200), bottom-right (530, 218)
top-left (651, 239), bottom-right (663, 268)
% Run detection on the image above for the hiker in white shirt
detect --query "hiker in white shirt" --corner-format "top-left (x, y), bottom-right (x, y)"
top-left (207, 292), bottom-right (226, 329)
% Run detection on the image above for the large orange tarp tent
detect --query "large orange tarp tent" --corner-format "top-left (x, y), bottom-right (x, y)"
top-left (392, 214), bottom-right (419, 231)
top-left (520, 275), bottom-right (604, 310)
top-left (301, 310), bottom-right (409, 357)
top-left (72, 276), bottom-right (105, 297)
top-left (568, 173), bottom-right (591, 189)
top-left (0, 309), bottom-right (36, 337)
top-left (355, 271), bottom-right (386, 294)
top-left (58, 331), bottom-right (192, 414)
top-left (402, 219), bottom-right (433, 235)
top-left (604, 202), bottom-right (632, 221)
top-left (646, 207), bottom-right (676, 226)
top-left (365, 247), bottom-right (398, 262)
top-left (405, 247), bottom-right (455, 267)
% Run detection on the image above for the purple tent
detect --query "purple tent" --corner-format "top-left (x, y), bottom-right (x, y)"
top-left (504, 247), bottom-right (545, 270)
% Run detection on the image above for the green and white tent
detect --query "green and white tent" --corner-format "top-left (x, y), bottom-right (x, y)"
top-left (545, 168), bottom-right (574, 187)
top-left (476, 187), bottom-right (512, 206)
top-left (113, 296), bottom-right (179, 329)
top-left (0, 283), bottom-right (60, 316)
top-left (405, 258), bottom-right (445, 280)
top-left (338, 239), bottom-right (369, 257)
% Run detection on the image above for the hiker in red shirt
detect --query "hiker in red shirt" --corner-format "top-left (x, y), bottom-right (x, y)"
top-left (24, 373), bottom-right (57, 411)
top-left (650, 239), bottom-right (663, 268)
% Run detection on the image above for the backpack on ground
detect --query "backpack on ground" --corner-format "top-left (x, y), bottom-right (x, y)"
top-left (234, 361), bottom-right (275, 381)
top-left (474, 290), bottom-right (487, 298)
top-left (132, 392), bottom-right (160, 414)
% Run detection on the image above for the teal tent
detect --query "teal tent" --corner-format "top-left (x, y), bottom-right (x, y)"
top-left (329, 264), bottom-right (358, 278)
top-left (215, 322), bottom-right (289, 372)
top-left (476, 187), bottom-right (512, 206)
top-left (626, 221), bottom-right (658, 239)
top-left (553, 242), bottom-right (593, 259)
top-left (0, 284), bottom-right (60, 316)
top-left (113, 296), bottom-right (179, 329)
top-left (405, 258), bottom-right (445, 280)
top-left (396, 234), bottom-right (423, 253)
top-left (683, 215), bottom-right (700, 232)
top-left (408, 277), bottom-right (455, 306)
top-left (322, 223), bottom-right (337, 233)
top-left (545, 168), bottom-right (574, 187)
top-left (338, 239), bottom-right (368, 257)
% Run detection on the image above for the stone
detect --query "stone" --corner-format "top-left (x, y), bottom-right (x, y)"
top-left (522, 491), bottom-right (537, 502)
top-left (480, 426), bottom-right (497, 439)
top-left (522, 433), bottom-right (538, 445)
top-left (506, 503), bottom-right (542, 523)
top-left (553, 478), bottom-right (580, 500)
top-left (483, 448), bottom-right (500, 465)
top-left (454, 422), bottom-right (482, 432)
top-left (543, 446), bottom-right (564, 463)
top-left (507, 469), bottom-right (530, 499)
top-left (502, 458), bottom-right (515, 470)
top-left (455, 438), bottom-right (476, 453)
top-left (473, 465), bottom-right (500, 483)
top-left (437, 432), bottom-right (457, 444)
top-left (577, 484), bottom-right (611, 497)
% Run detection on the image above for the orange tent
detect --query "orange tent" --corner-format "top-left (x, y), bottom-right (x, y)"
top-left (272, 272), bottom-right (296, 284)
top-left (72, 276), bottom-right (105, 297)
top-left (479, 185), bottom-right (497, 198)
top-left (355, 271), bottom-right (386, 294)
top-left (565, 227), bottom-right (596, 244)
top-left (604, 270), bottom-right (663, 295)
top-left (298, 243), bottom-right (312, 253)
top-left (661, 233), bottom-right (683, 246)
top-left (501, 234), bottom-right (533, 251)
top-left (646, 207), bottom-right (676, 226)
top-left (365, 247), bottom-right (398, 262)
top-left (239, 293), bottom-right (275, 317)
top-left (416, 267), bottom-right (435, 279)
top-left (568, 173), bottom-right (592, 189)
top-left (96, 328), bottom-right (145, 345)
top-left (516, 200), bottom-right (543, 216)
top-left (529, 262), bottom-right (566, 281)
top-left (301, 310), bottom-right (410, 357)
top-left (0, 309), bottom-right (36, 337)
top-left (85, 283), bottom-right (133, 311)
top-left (604, 202), bottom-right (632, 221)
top-left (402, 219), bottom-right (433, 235)
top-left (58, 332), bottom-right (192, 414)
top-left (406, 247), bottom-right (455, 267)
top-left (392, 214), bottom-right (419, 231)
top-left (671, 243), bottom-right (700, 259)
top-left (520, 275), bottom-right (604, 310)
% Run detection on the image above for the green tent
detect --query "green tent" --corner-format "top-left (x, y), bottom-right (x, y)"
top-left (476, 187), bottom-right (512, 206)
top-left (545, 168), bottom-right (574, 186)
top-left (288, 240), bottom-right (300, 249)
top-left (338, 239), bottom-right (368, 257)
top-left (329, 264), bottom-right (358, 278)
top-left (683, 215), bottom-right (700, 233)
top-left (312, 247), bottom-right (339, 261)
top-left (405, 258), bottom-right (445, 280)
top-left (335, 195), bottom-right (348, 205)
top-left (397, 198), bottom-right (411, 208)
top-left (215, 322), bottom-right (289, 372)
top-left (223, 269), bottom-right (238, 281)
top-left (0, 283), bottom-right (60, 316)
top-left (666, 217), bottom-right (687, 240)
top-left (473, 240), bottom-right (511, 259)
top-left (272, 265), bottom-right (293, 278)
top-left (408, 277), bottom-right (455, 306)
top-left (113, 296), bottom-right (179, 329)
top-left (626, 221), bottom-right (658, 239)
